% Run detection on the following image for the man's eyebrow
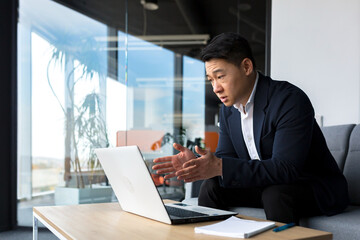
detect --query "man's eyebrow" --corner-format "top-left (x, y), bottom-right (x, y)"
top-left (206, 69), bottom-right (225, 77)
top-left (212, 68), bottom-right (225, 74)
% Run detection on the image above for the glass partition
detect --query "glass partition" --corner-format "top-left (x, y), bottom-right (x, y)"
top-left (18, 0), bottom-right (265, 227)
top-left (17, 0), bottom-right (206, 226)
top-left (183, 56), bottom-right (205, 148)
top-left (18, 0), bottom-right (117, 226)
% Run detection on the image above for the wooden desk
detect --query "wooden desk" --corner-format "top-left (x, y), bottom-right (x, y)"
top-left (33, 202), bottom-right (332, 240)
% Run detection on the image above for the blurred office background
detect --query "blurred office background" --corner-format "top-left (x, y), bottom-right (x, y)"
top-left (1, 0), bottom-right (360, 238)
top-left (15, 0), bottom-right (268, 228)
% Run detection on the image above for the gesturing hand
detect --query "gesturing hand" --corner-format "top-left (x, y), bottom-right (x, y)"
top-left (175, 146), bottom-right (223, 182)
top-left (152, 143), bottom-right (195, 179)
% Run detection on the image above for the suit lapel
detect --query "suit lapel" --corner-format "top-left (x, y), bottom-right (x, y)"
top-left (228, 107), bottom-right (250, 159)
top-left (253, 74), bottom-right (269, 160)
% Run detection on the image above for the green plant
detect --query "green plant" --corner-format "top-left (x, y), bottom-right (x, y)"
top-left (46, 35), bottom-right (109, 188)
top-left (75, 92), bottom-right (109, 186)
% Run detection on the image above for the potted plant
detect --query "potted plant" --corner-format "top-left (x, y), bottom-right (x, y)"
top-left (46, 35), bottom-right (113, 205)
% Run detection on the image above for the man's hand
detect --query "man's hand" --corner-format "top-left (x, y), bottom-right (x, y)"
top-left (175, 146), bottom-right (222, 182)
top-left (152, 143), bottom-right (195, 179)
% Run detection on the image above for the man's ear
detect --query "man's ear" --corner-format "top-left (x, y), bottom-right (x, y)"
top-left (241, 58), bottom-right (254, 76)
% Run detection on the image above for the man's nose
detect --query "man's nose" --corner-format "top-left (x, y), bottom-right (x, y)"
top-left (213, 81), bottom-right (222, 93)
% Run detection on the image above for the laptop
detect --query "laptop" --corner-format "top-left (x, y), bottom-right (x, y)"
top-left (95, 145), bottom-right (237, 224)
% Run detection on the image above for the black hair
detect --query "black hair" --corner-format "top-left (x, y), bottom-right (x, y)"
top-left (200, 32), bottom-right (256, 68)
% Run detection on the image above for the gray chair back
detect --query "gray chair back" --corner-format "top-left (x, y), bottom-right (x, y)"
top-left (321, 124), bottom-right (355, 171)
top-left (343, 124), bottom-right (360, 205)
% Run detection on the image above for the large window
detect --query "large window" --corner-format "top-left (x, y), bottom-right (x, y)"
top-left (17, 0), bottom-right (207, 227)
top-left (18, 0), bottom-right (120, 226)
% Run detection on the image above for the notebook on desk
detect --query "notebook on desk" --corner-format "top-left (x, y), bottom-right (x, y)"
top-left (95, 146), bottom-right (237, 224)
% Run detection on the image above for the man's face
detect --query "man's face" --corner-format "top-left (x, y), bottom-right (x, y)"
top-left (205, 58), bottom-right (254, 107)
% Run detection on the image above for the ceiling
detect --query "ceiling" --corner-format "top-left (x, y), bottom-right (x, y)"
top-left (54, 0), bottom-right (267, 61)
top-left (53, 0), bottom-right (268, 112)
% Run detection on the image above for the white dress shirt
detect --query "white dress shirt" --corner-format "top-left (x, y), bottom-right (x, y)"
top-left (233, 73), bottom-right (260, 160)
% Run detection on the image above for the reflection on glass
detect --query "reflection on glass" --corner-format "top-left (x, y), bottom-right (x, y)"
top-left (17, 0), bottom-right (117, 226)
top-left (117, 35), bottom-right (206, 201)
top-left (123, 34), bottom-right (174, 151)
top-left (183, 56), bottom-right (205, 151)
top-left (18, 0), bottom-right (207, 227)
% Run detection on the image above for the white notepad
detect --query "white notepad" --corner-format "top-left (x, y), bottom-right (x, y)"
top-left (195, 216), bottom-right (276, 238)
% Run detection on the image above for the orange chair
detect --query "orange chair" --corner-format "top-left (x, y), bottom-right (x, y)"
top-left (204, 131), bottom-right (219, 153)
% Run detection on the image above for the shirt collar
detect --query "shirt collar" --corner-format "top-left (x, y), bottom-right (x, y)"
top-left (233, 72), bottom-right (259, 111)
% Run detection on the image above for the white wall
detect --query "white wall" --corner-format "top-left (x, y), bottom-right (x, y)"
top-left (271, 0), bottom-right (360, 126)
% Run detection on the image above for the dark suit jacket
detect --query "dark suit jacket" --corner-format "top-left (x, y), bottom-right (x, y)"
top-left (216, 73), bottom-right (349, 215)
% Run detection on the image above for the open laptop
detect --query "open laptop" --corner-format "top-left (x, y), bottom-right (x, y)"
top-left (95, 146), bottom-right (237, 224)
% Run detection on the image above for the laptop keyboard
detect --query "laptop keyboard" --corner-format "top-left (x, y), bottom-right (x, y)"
top-left (165, 206), bottom-right (208, 218)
